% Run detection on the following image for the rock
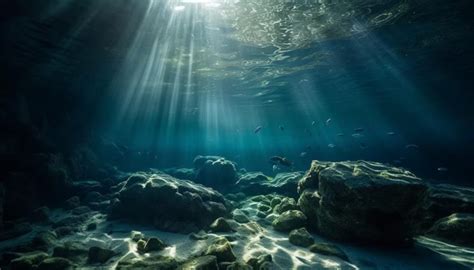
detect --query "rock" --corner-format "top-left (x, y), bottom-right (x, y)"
top-left (53, 213), bottom-right (91, 228)
top-left (419, 184), bottom-right (474, 231)
top-left (204, 238), bottom-right (236, 263)
top-left (52, 242), bottom-right (88, 263)
top-left (310, 160), bottom-right (427, 245)
top-left (10, 251), bottom-right (49, 270)
top-left (86, 222), bottom-right (97, 231)
top-left (163, 167), bottom-right (195, 181)
top-left (55, 226), bottom-right (75, 237)
top-left (272, 210), bottom-right (307, 232)
top-left (71, 180), bottom-right (104, 194)
top-left (31, 231), bottom-right (58, 251)
top-left (0, 222), bottom-right (32, 241)
top-left (235, 172), bottom-right (304, 197)
top-left (64, 196), bottom-right (80, 210)
top-left (309, 243), bottom-right (349, 261)
top-left (37, 257), bottom-right (73, 270)
top-left (116, 255), bottom-right (177, 269)
top-left (136, 239), bottom-right (147, 253)
top-left (246, 254), bottom-right (272, 270)
top-left (88, 246), bottom-right (116, 264)
top-left (130, 231), bottom-right (144, 242)
top-left (70, 206), bottom-right (91, 215)
top-left (219, 261), bottom-right (252, 270)
top-left (109, 172), bottom-right (229, 233)
top-left (138, 238), bottom-right (167, 253)
top-left (189, 231), bottom-right (209, 241)
top-left (83, 191), bottom-right (105, 204)
top-left (289, 228), bottom-right (314, 247)
top-left (31, 207), bottom-right (50, 223)
top-left (225, 192), bottom-right (246, 202)
top-left (194, 156), bottom-right (237, 191)
top-left (232, 209), bottom-right (250, 223)
top-left (297, 161), bottom-right (332, 193)
top-left (297, 190), bottom-right (320, 229)
top-left (273, 197), bottom-right (298, 214)
top-left (179, 255), bottom-right (218, 270)
top-left (426, 213), bottom-right (474, 247)
top-left (209, 218), bottom-right (233, 233)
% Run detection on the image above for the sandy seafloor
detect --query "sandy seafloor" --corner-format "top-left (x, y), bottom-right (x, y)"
top-left (1, 207), bottom-right (473, 270)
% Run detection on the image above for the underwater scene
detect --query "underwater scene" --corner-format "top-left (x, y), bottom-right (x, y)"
top-left (1, 0), bottom-right (474, 269)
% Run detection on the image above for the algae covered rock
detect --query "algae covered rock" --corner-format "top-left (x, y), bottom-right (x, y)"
top-left (116, 255), bottom-right (178, 270)
top-left (179, 255), bottom-right (218, 270)
top-left (297, 190), bottom-right (320, 228)
top-left (273, 197), bottom-right (298, 214)
top-left (110, 172), bottom-right (229, 232)
top-left (246, 254), bottom-right (272, 270)
top-left (37, 257), bottom-right (73, 270)
top-left (235, 172), bottom-right (304, 197)
top-left (232, 209), bottom-right (250, 223)
top-left (194, 156), bottom-right (237, 191)
top-left (209, 217), bottom-right (234, 233)
top-left (289, 228), bottom-right (314, 247)
top-left (137, 237), bottom-right (167, 253)
top-left (204, 237), bottom-right (236, 263)
top-left (10, 251), bottom-right (49, 270)
top-left (307, 160), bottom-right (427, 245)
top-left (309, 243), bottom-right (349, 261)
top-left (426, 213), bottom-right (474, 247)
top-left (272, 210), bottom-right (307, 231)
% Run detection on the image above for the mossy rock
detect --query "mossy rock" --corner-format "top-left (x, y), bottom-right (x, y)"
top-left (37, 257), bottom-right (74, 270)
top-left (289, 228), bottom-right (314, 247)
top-left (116, 255), bottom-right (178, 270)
top-left (204, 238), bottom-right (236, 263)
top-left (272, 210), bottom-right (307, 231)
top-left (209, 218), bottom-right (233, 233)
top-left (10, 251), bottom-right (49, 270)
top-left (246, 254), bottom-right (272, 270)
top-left (88, 246), bottom-right (116, 264)
top-left (137, 237), bottom-right (167, 253)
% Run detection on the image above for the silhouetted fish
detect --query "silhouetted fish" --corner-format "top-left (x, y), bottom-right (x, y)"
top-left (405, 144), bottom-right (419, 149)
top-left (387, 131), bottom-right (396, 136)
top-left (279, 125), bottom-right (285, 131)
top-left (354, 127), bottom-right (364, 133)
top-left (312, 121), bottom-right (316, 126)
top-left (328, 143), bottom-right (335, 148)
top-left (300, 152), bottom-right (307, 157)
top-left (437, 167), bottom-right (448, 172)
top-left (351, 133), bottom-right (364, 139)
top-left (360, 142), bottom-right (367, 149)
top-left (270, 156), bottom-right (293, 167)
top-left (336, 133), bottom-right (345, 137)
top-left (254, 126), bottom-right (262, 133)
top-left (325, 118), bottom-right (332, 125)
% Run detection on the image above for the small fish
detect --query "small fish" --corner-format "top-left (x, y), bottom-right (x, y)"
top-left (359, 142), bottom-right (367, 149)
top-left (328, 143), bottom-right (335, 148)
top-left (354, 127), bottom-right (364, 133)
top-left (387, 131), bottom-right (396, 136)
top-left (325, 118), bottom-right (332, 125)
top-left (270, 156), bottom-right (293, 167)
top-left (279, 125), bottom-right (285, 131)
top-left (300, 152), bottom-right (307, 157)
top-left (311, 121), bottom-right (316, 126)
top-left (405, 144), bottom-right (419, 149)
top-left (437, 167), bottom-right (448, 172)
top-left (272, 164), bottom-right (280, 173)
top-left (336, 133), bottom-right (345, 137)
top-left (351, 133), bottom-right (364, 139)
top-left (254, 126), bottom-right (262, 134)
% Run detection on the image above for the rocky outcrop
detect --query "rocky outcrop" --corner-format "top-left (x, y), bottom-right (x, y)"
top-left (163, 167), bottom-right (195, 181)
top-left (426, 213), bottom-right (474, 247)
top-left (109, 172), bottom-right (229, 233)
top-left (289, 228), bottom-right (314, 247)
top-left (194, 156), bottom-right (237, 191)
top-left (419, 184), bottom-right (474, 231)
top-left (235, 172), bottom-right (304, 197)
top-left (298, 160), bottom-right (427, 245)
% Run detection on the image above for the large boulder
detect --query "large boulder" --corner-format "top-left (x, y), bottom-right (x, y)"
top-left (110, 172), bottom-right (229, 233)
top-left (297, 161), bottom-right (333, 193)
top-left (194, 156), bottom-right (237, 191)
top-left (419, 184), bottom-right (474, 231)
top-left (426, 213), bottom-right (474, 247)
top-left (300, 160), bottom-right (427, 245)
top-left (235, 172), bottom-right (304, 197)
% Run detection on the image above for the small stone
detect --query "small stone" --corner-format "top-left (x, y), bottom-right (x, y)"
top-left (246, 254), bottom-right (272, 270)
top-left (88, 246), bottom-right (116, 264)
top-left (232, 210), bottom-right (250, 224)
top-left (273, 197), bottom-right (298, 214)
top-left (138, 237), bottom-right (167, 253)
top-left (209, 217), bottom-right (233, 233)
top-left (86, 223), bottom-right (97, 231)
top-left (289, 228), bottom-right (314, 247)
top-left (136, 239), bottom-right (147, 253)
top-left (258, 204), bottom-right (271, 213)
top-left (130, 231), bottom-right (144, 242)
top-left (309, 243), bottom-right (349, 261)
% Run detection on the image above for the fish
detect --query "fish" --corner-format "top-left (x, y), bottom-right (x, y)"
top-left (437, 167), bottom-right (448, 172)
top-left (300, 152), bottom-right (307, 157)
top-left (359, 142), bottom-right (367, 149)
top-left (270, 156), bottom-right (293, 167)
top-left (351, 133), bottom-right (364, 139)
top-left (328, 143), bottom-right (335, 148)
top-left (254, 126), bottom-right (262, 134)
top-left (354, 127), bottom-right (364, 133)
top-left (311, 121), bottom-right (316, 126)
top-left (325, 118), bottom-right (332, 125)
top-left (279, 125), bottom-right (285, 131)
top-left (405, 144), bottom-right (419, 149)
top-left (336, 133), bottom-right (345, 137)
top-left (387, 131), bottom-right (396, 136)
top-left (272, 164), bottom-right (280, 173)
